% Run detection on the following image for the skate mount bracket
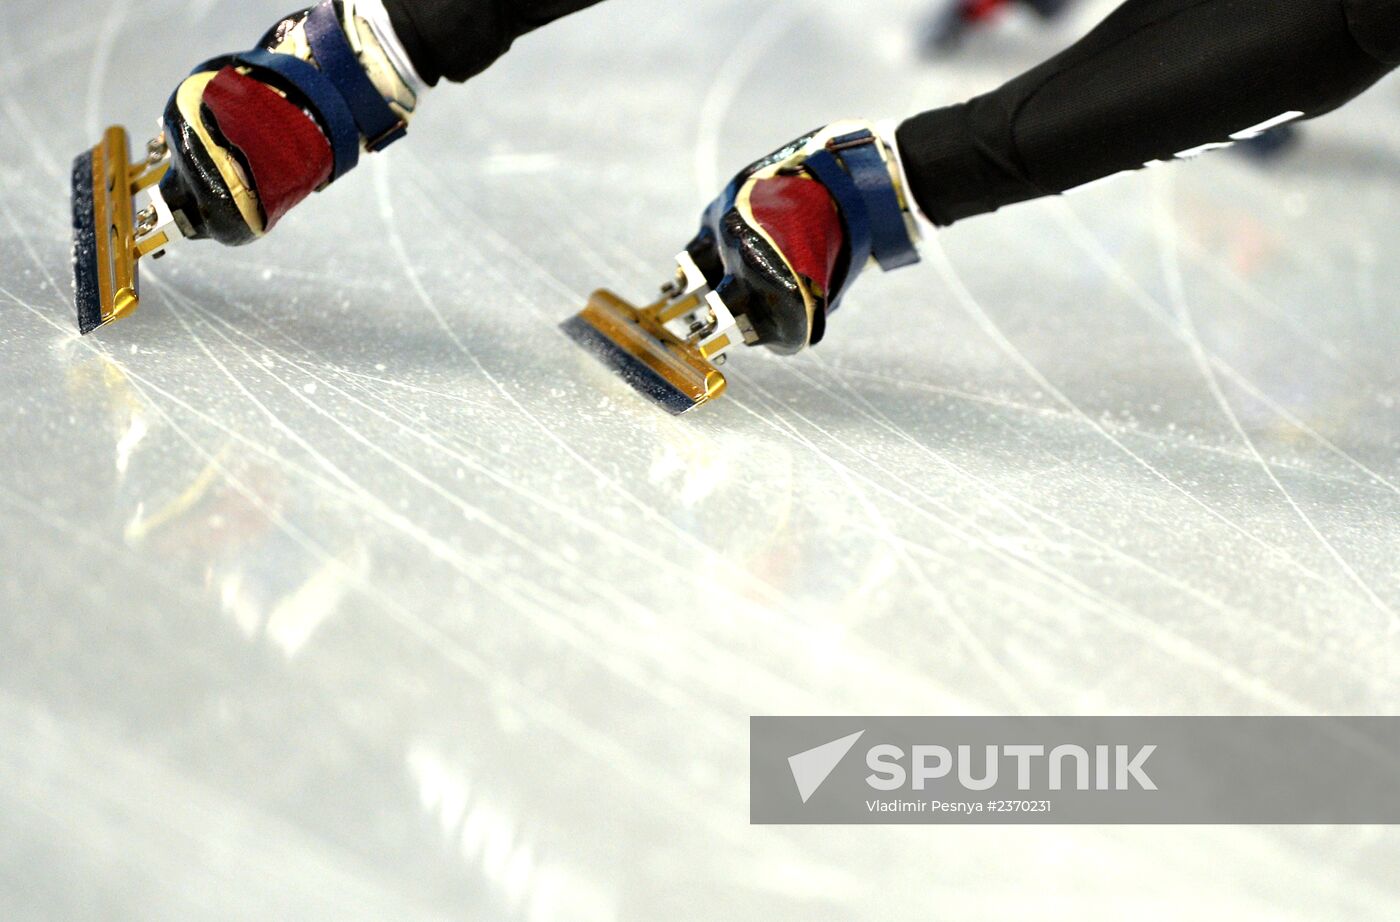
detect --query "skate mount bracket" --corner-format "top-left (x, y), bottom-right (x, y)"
top-left (76, 126), bottom-right (178, 333)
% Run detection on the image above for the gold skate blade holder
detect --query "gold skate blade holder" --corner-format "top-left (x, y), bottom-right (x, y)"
top-left (564, 253), bottom-right (755, 415)
top-left (565, 290), bottom-right (726, 414)
top-left (73, 125), bottom-right (172, 334)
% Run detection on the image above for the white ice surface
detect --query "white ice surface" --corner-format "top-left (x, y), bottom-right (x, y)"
top-left (2, 0), bottom-right (1400, 918)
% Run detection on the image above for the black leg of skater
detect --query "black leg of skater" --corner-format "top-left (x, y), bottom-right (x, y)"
top-left (380, 0), bottom-right (608, 84)
top-left (899, 0), bottom-right (1400, 225)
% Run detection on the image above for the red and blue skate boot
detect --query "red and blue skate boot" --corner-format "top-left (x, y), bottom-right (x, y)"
top-left (71, 0), bottom-right (422, 333)
top-left (564, 121), bottom-right (925, 413)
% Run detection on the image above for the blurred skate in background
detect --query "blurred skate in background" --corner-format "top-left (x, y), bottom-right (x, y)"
top-left (922, 0), bottom-right (1074, 54)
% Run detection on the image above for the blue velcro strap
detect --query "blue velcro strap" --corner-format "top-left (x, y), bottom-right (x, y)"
top-left (304, 1), bottom-right (406, 152)
top-left (220, 49), bottom-right (362, 181)
top-left (826, 131), bottom-right (921, 272)
top-left (804, 148), bottom-right (872, 311)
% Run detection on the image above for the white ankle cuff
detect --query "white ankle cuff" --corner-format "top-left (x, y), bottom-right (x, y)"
top-left (351, 0), bottom-right (427, 97)
top-left (877, 118), bottom-right (937, 240)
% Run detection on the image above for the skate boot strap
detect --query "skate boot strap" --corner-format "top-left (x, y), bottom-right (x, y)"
top-left (303, 1), bottom-right (407, 152)
top-left (804, 130), bottom-right (921, 280)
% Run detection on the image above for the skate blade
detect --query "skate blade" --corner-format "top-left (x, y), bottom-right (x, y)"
top-left (71, 126), bottom-right (170, 335)
top-left (563, 290), bottom-right (727, 416)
